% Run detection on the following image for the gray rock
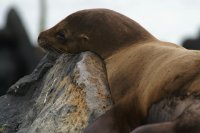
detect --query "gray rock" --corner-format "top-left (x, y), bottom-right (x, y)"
top-left (0, 52), bottom-right (113, 133)
top-left (3, 51), bottom-right (200, 133)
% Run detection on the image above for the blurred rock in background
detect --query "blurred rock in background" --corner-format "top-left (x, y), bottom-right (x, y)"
top-left (182, 29), bottom-right (200, 50)
top-left (0, 8), bottom-right (43, 96)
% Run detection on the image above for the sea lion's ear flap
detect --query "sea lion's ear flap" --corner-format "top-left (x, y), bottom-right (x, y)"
top-left (79, 34), bottom-right (89, 42)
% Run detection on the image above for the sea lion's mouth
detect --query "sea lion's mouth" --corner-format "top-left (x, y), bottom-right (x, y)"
top-left (38, 39), bottom-right (48, 47)
top-left (42, 44), bottom-right (63, 54)
top-left (40, 43), bottom-right (54, 52)
top-left (38, 39), bottom-right (63, 54)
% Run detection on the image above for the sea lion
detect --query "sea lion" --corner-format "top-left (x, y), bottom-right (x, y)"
top-left (38, 9), bottom-right (200, 133)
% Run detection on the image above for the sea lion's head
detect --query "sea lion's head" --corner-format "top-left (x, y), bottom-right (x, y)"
top-left (38, 9), bottom-right (153, 58)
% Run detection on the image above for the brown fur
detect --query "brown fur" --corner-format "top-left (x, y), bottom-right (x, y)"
top-left (38, 9), bottom-right (200, 133)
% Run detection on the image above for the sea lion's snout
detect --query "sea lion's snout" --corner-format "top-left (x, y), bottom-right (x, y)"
top-left (38, 31), bottom-right (48, 47)
top-left (38, 29), bottom-right (67, 54)
top-left (38, 39), bottom-right (47, 47)
top-left (37, 31), bottom-right (52, 52)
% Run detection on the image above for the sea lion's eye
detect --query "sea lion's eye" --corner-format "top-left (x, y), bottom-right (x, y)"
top-left (56, 31), bottom-right (66, 42)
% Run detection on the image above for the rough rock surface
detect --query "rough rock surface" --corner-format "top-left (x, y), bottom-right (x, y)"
top-left (0, 52), bottom-right (113, 133)
top-left (1, 51), bottom-right (200, 133)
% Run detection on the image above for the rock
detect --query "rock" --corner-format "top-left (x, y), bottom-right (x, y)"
top-left (7, 53), bottom-right (57, 96)
top-left (0, 8), bottom-right (43, 96)
top-left (182, 30), bottom-right (200, 50)
top-left (0, 52), bottom-right (113, 133)
top-left (2, 50), bottom-right (200, 133)
top-left (131, 95), bottom-right (200, 133)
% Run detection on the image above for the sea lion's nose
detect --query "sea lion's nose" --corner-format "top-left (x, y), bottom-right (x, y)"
top-left (38, 32), bottom-right (47, 47)
top-left (38, 39), bottom-right (46, 46)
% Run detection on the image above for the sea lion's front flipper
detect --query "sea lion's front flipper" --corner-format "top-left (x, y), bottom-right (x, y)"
top-left (84, 100), bottom-right (142, 133)
top-left (131, 121), bottom-right (176, 133)
top-left (83, 109), bottom-right (121, 133)
top-left (7, 53), bottom-right (57, 96)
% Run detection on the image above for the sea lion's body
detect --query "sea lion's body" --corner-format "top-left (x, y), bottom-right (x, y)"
top-left (38, 9), bottom-right (200, 132)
